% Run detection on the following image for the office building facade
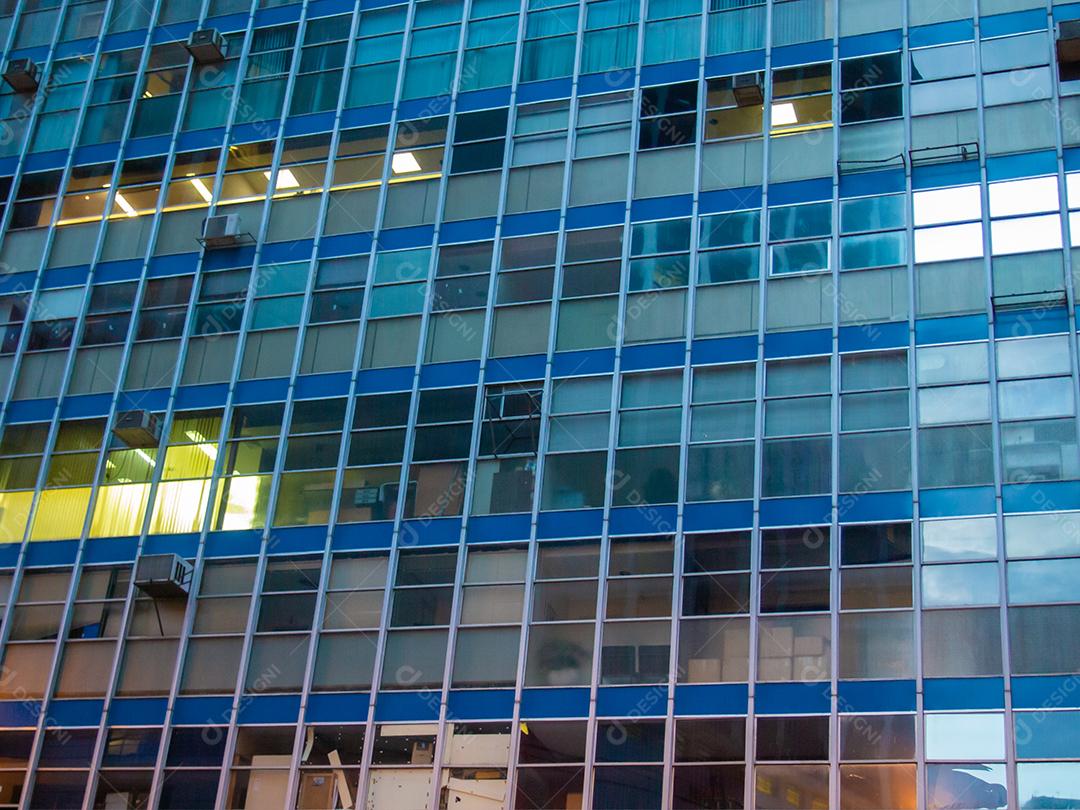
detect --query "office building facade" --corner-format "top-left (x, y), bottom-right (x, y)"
top-left (0, 0), bottom-right (1076, 806)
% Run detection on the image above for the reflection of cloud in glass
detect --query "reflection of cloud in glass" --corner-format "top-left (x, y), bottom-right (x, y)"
top-left (927, 764), bottom-right (1007, 810)
top-left (922, 562), bottom-right (1000, 608)
top-left (922, 516), bottom-right (998, 562)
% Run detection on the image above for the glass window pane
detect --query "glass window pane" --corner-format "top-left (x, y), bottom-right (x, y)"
top-left (925, 713), bottom-right (1005, 761)
top-left (922, 563), bottom-right (999, 607)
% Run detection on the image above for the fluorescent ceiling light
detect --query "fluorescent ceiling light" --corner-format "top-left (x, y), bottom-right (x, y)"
top-left (268, 168), bottom-right (300, 189)
top-left (392, 151), bottom-right (421, 174)
top-left (190, 177), bottom-right (213, 203)
top-left (771, 102), bottom-right (798, 126)
top-left (114, 192), bottom-right (138, 217)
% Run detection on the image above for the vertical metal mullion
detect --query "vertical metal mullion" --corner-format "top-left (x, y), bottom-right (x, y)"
top-left (443, 0), bottom-right (588, 797)
top-left (202, 6), bottom-right (328, 809)
top-left (0, 0), bottom-right (106, 428)
top-left (0, 2), bottom-right (21, 67)
top-left (335, 0), bottom-right (432, 798)
top-left (113, 0), bottom-right (245, 804)
top-left (41, 3), bottom-right (172, 551)
top-left (210, 551), bottom-right (271, 810)
top-left (6, 3), bottom-right (137, 806)
top-left (72, 2), bottom-right (224, 800)
top-left (0, 0), bottom-right (78, 279)
top-left (209, 4), bottom-right (317, 572)
top-left (0, 0), bottom-right (129, 753)
top-left (1048, 2), bottom-right (1080, 497)
top-left (473, 0), bottom-right (539, 801)
top-left (971, 5), bottom-right (1019, 809)
top-left (661, 2), bottom-right (712, 805)
top-left (124, 4), bottom-right (264, 574)
top-left (398, 6), bottom-right (481, 807)
top-left (427, 0), bottom-right (588, 787)
top-left (131, 4), bottom-right (285, 808)
top-left (14, 564), bottom-right (86, 810)
top-left (899, 1), bottom-right (928, 806)
top-left (278, 2), bottom-right (369, 805)
top-left (745, 0), bottom-right (775, 805)
top-left (579, 0), bottom-right (647, 801)
top-left (214, 10), bottom-right (321, 602)
top-left (828, 2), bottom-right (842, 807)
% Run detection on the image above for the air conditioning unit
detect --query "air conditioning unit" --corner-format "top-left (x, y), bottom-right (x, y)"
top-left (112, 409), bottom-right (161, 448)
top-left (134, 553), bottom-right (193, 598)
top-left (201, 213), bottom-right (240, 247)
top-left (732, 73), bottom-right (763, 107)
top-left (3, 59), bottom-right (40, 93)
top-left (185, 28), bottom-right (226, 64)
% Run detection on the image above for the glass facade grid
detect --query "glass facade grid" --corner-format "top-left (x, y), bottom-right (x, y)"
top-left (0, 0), bottom-right (1076, 808)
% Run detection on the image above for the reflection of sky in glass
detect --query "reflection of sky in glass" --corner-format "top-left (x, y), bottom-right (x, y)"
top-left (923, 517), bottom-right (997, 562)
top-left (1017, 762), bottom-right (1080, 807)
top-left (927, 763), bottom-right (1007, 810)
top-left (991, 214), bottom-right (1063, 256)
top-left (918, 384), bottom-right (990, 425)
top-left (997, 335), bottom-right (1072, 379)
top-left (989, 176), bottom-right (1059, 217)
top-left (916, 343), bottom-right (989, 386)
top-left (1008, 558), bottom-right (1080, 604)
top-left (998, 377), bottom-right (1074, 421)
top-left (914, 222), bottom-right (983, 263)
top-left (922, 563), bottom-right (1000, 608)
top-left (1004, 511), bottom-right (1080, 558)
top-left (1014, 711), bottom-right (1080, 759)
top-left (914, 185), bottom-right (981, 226)
top-left (925, 714), bottom-right (1005, 760)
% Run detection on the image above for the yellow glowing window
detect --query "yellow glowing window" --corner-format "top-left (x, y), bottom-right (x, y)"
top-left (0, 492), bottom-right (34, 543)
top-left (213, 474), bottom-right (272, 531)
top-left (57, 190), bottom-right (111, 226)
top-left (30, 488), bottom-right (92, 541)
top-left (89, 483), bottom-right (151, 538)
top-left (149, 479), bottom-right (218, 535)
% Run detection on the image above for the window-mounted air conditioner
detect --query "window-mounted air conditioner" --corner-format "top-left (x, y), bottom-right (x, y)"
top-left (3, 59), bottom-right (40, 93)
top-left (185, 28), bottom-right (226, 64)
top-left (134, 553), bottom-right (193, 598)
top-left (201, 213), bottom-right (241, 247)
top-left (732, 73), bottom-right (763, 107)
top-left (112, 409), bottom-right (161, 448)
